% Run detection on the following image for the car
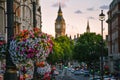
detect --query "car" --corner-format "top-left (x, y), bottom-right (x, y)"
top-left (68, 68), bottom-right (75, 73)
top-left (110, 77), bottom-right (116, 80)
top-left (89, 75), bottom-right (100, 80)
top-left (89, 77), bottom-right (101, 80)
top-left (108, 76), bottom-right (116, 80)
top-left (103, 75), bottom-right (116, 80)
top-left (84, 70), bottom-right (90, 77)
top-left (53, 70), bottom-right (59, 75)
top-left (79, 69), bottom-right (85, 75)
top-left (89, 75), bottom-right (116, 80)
top-left (71, 69), bottom-right (75, 73)
top-left (73, 70), bottom-right (81, 75)
top-left (67, 68), bottom-right (72, 71)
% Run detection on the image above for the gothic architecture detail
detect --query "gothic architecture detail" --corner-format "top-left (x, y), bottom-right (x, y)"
top-left (86, 20), bottom-right (90, 33)
top-left (55, 4), bottom-right (66, 38)
top-left (0, 0), bottom-right (42, 40)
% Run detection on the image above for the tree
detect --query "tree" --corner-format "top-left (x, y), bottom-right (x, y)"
top-left (47, 36), bottom-right (74, 65)
top-left (47, 41), bottom-right (64, 64)
top-left (55, 36), bottom-right (74, 62)
top-left (73, 32), bottom-right (108, 66)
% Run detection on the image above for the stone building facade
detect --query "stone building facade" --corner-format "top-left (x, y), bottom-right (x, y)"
top-left (107, 0), bottom-right (120, 73)
top-left (0, 0), bottom-right (42, 37)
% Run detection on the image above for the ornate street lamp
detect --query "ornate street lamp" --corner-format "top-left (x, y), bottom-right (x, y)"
top-left (31, 0), bottom-right (37, 28)
top-left (4, 0), bottom-right (18, 80)
top-left (31, 1), bottom-right (37, 79)
top-left (99, 10), bottom-right (105, 80)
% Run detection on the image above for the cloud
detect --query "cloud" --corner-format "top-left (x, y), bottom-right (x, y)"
top-left (52, 2), bottom-right (66, 8)
top-left (87, 7), bottom-right (95, 11)
top-left (52, 3), bottom-right (58, 7)
top-left (61, 3), bottom-right (66, 8)
top-left (52, 0), bottom-right (71, 8)
top-left (99, 5), bottom-right (109, 10)
top-left (88, 16), bottom-right (95, 20)
top-left (74, 10), bottom-right (82, 14)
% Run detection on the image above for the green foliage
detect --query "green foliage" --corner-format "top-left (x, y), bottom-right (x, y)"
top-left (73, 32), bottom-right (108, 64)
top-left (55, 36), bottom-right (74, 61)
top-left (47, 36), bottom-right (74, 64)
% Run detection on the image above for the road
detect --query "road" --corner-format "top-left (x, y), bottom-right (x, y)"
top-left (56, 68), bottom-right (89, 80)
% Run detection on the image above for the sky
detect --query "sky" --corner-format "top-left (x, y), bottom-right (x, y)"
top-left (40, 0), bottom-right (113, 38)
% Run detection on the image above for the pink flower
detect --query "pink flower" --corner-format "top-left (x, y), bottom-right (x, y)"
top-left (9, 28), bottom-right (54, 65)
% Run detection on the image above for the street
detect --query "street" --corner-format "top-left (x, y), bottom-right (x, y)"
top-left (56, 68), bottom-right (89, 80)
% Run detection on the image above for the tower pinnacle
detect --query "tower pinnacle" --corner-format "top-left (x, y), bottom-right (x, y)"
top-left (86, 20), bottom-right (90, 33)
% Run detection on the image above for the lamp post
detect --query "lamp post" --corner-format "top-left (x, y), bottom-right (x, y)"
top-left (4, 0), bottom-right (17, 80)
top-left (31, 0), bottom-right (37, 28)
top-left (31, 1), bottom-right (37, 79)
top-left (99, 10), bottom-right (105, 80)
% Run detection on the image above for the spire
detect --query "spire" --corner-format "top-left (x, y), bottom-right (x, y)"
top-left (56, 2), bottom-right (64, 22)
top-left (86, 20), bottom-right (90, 33)
top-left (58, 2), bottom-right (62, 15)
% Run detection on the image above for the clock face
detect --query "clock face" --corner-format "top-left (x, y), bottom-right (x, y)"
top-left (56, 25), bottom-right (60, 29)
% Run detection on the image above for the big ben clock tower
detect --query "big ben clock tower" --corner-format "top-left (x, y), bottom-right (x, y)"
top-left (55, 4), bottom-right (66, 38)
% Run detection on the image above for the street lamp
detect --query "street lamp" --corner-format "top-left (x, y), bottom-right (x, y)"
top-left (30, 1), bottom-right (37, 79)
top-left (4, 0), bottom-right (18, 80)
top-left (31, 0), bottom-right (37, 28)
top-left (99, 10), bottom-right (105, 80)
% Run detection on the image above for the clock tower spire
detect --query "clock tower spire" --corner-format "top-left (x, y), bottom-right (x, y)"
top-left (55, 3), bottom-right (66, 38)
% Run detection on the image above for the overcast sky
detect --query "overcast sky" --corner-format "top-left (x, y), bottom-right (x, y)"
top-left (40, 0), bottom-right (113, 38)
